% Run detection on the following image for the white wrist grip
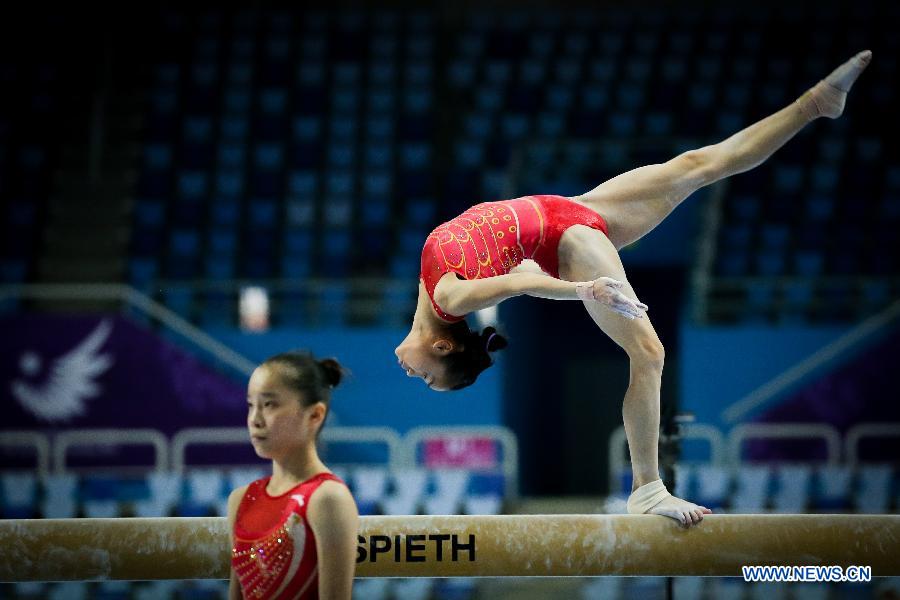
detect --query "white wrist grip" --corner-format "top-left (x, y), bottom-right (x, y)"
top-left (575, 281), bottom-right (594, 302)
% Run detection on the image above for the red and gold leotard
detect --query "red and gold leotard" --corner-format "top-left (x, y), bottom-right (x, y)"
top-left (232, 472), bottom-right (345, 600)
top-left (420, 195), bottom-right (609, 321)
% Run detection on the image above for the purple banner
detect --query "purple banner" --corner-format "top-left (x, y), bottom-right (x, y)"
top-left (749, 327), bottom-right (900, 461)
top-left (0, 315), bottom-right (246, 434)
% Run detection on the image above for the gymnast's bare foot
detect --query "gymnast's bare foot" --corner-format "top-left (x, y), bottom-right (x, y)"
top-left (798, 50), bottom-right (872, 120)
top-left (627, 479), bottom-right (711, 528)
top-left (646, 495), bottom-right (712, 529)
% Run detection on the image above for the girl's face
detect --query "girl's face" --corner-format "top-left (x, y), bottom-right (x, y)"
top-left (394, 330), bottom-right (452, 391)
top-left (246, 365), bottom-right (324, 459)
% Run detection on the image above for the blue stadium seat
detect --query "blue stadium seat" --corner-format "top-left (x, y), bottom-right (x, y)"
top-left (483, 60), bottom-right (512, 85)
top-left (326, 171), bottom-right (355, 197)
top-left (448, 61), bottom-right (476, 88)
top-left (134, 200), bottom-right (166, 229)
top-left (720, 224), bottom-right (752, 249)
top-left (177, 171), bottom-right (209, 200)
top-left (644, 112), bottom-right (673, 136)
top-left (221, 116), bottom-right (249, 141)
top-left (806, 195), bottom-right (835, 221)
top-left (286, 199), bottom-right (315, 227)
top-left (390, 254), bottom-right (420, 278)
top-left (169, 230), bottom-right (201, 258)
top-left (756, 250), bottom-right (786, 276)
top-left (297, 62), bottom-right (325, 85)
top-left (128, 256), bottom-right (157, 288)
top-left (244, 256), bottom-right (275, 279)
top-left (519, 59), bottom-right (546, 85)
top-left (365, 115), bottom-right (394, 140)
top-left (208, 229), bottom-right (238, 256)
top-left (407, 199), bottom-right (436, 227)
top-left (400, 143), bottom-right (430, 169)
top-left (223, 88), bottom-right (251, 114)
top-left (292, 116), bottom-right (322, 141)
top-left (0, 259), bottom-right (27, 283)
top-left (535, 112), bottom-right (565, 137)
top-left (322, 197), bottom-right (354, 227)
top-left (143, 144), bottom-right (172, 171)
top-left (205, 256), bottom-right (235, 280)
top-left (319, 286), bottom-right (349, 325)
top-left (363, 171), bottom-right (392, 198)
top-left (248, 200), bottom-right (278, 229)
top-left (731, 195), bottom-right (760, 222)
top-left (368, 88), bottom-right (395, 113)
top-left (608, 113), bottom-right (637, 136)
top-left (281, 253), bottom-right (313, 279)
top-left (453, 140), bottom-right (483, 168)
top-left (545, 88), bottom-right (574, 111)
top-left (463, 113), bottom-right (492, 139)
top-left (398, 230), bottom-right (425, 254)
top-left (154, 64), bottom-right (180, 88)
top-left (810, 165), bottom-right (838, 191)
top-left (746, 280), bottom-right (775, 311)
top-left (332, 89), bottom-right (360, 114)
top-left (793, 250), bottom-right (824, 276)
top-left (190, 63), bottom-right (218, 87)
top-left (774, 165), bottom-right (804, 193)
top-left (474, 87), bottom-right (503, 112)
top-left (217, 143), bottom-right (246, 170)
top-left (288, 170), bottom-right (318, 196)
top-left (149, 90), bottom-right (178, 116)
top-left (226, 62), bottom-right (253, 86)
top-left (323, 229), bottom-right (351, 257)
top-left (163, 288), bottom-right (194, 318)
top-left (254, 143), bottom-right (284, 172)
top-left (183, 116), bottom-right (213, 144)
top-left (215, 171), bottom-right (244, 199)
top-left (361, 201), bottom-right (390, 227)
top-left (259, 88), bottom-right (288, 115)
top-left (210, 200), bottom-right (241, 226)
top-left (405, 62), bottom-right (432, 86)
top-left (328, 142), bottom-right (356, 167)
top-left (759, 223), bottom-right (790, 250)
top-left (284, 229), bottom-right (314, 256)
top-left (364, 143), bottom-right (393, 168)
top-left (369, 63), bottom-right (397, 87)
top-left (499, 114), bottom-right (529, 140)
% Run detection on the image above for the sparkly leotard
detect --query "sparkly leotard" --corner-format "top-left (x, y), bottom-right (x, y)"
top-left (420, 195), bottom-right (609, 322)
top-left (232, 472), bottom-right (345, 600)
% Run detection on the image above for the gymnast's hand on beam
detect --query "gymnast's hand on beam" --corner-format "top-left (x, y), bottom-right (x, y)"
top-left (580, 278), bottom-right (648, 320)
top-left (647, 495), bottom-right (712, 528)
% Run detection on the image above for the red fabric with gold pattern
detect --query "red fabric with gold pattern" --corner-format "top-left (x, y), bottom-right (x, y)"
top-left (420, 195), bottom-right (609, 321)
top-left (232, 472), bottom-right (344, 600)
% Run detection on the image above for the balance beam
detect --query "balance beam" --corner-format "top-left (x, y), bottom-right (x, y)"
top-left (1, 514), bottom-right (898, 581)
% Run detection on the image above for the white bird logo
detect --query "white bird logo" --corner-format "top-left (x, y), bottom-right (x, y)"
top-left (11, 320), bottom-right (114, 422)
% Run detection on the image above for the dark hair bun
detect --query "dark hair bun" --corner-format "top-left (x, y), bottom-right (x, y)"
top-left (481, 326), bottom-right (508, 352)
top-left (318, 358), bottom-right (345, 388)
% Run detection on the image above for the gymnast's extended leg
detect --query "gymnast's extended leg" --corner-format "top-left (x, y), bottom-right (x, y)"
top-left (572, 50), bottom-right (872, 250)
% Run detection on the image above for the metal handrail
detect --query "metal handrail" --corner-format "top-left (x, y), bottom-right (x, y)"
top-left (845, 423), bottom-right (900, 465)
top-left (0, 283), bottom-right (256, 376)
top-left (171, 426), bottom-right (403, 474)
top-left (727, 423), bottom-right (842, 465)
top-left (607, 423), bottom-right (726, 492)
top-left (402, 425), bottom-right (520, 499)
top-left (0, 431), bottom-right (51, 476)
top-left (723, 299), bottom-right (900, 425)
top-left (53, 429), bottom-right (169, 473)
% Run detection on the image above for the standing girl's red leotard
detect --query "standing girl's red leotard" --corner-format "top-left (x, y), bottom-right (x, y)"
top-left (232, 472), bottom-right (345, 600)
top-left (420, 195), bottom-right (609, 321)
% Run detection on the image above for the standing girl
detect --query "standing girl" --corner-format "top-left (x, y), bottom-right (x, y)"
top-left (227, 351), bottom-right (358, 599)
